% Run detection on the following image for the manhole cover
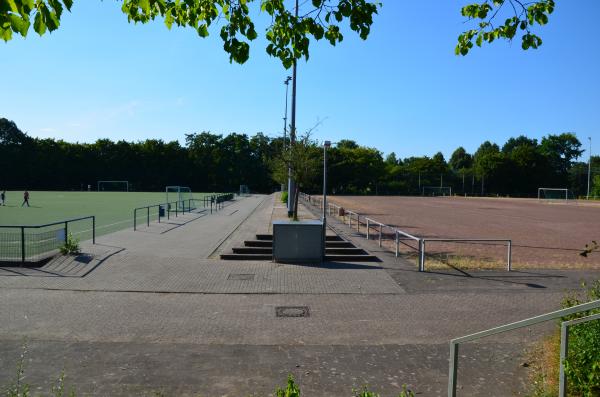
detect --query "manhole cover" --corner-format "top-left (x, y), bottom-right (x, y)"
top-left (276, 306), bottom-right (310, 318)
top-left (227, 273), bottom-right (255, 281)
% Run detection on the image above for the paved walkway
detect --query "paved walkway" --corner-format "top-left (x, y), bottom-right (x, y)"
top-left (1, 193), bottom-right (599, 396)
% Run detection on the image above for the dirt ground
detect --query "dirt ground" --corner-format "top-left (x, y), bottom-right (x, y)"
top-left (327, 196), bottom-right (600, 269)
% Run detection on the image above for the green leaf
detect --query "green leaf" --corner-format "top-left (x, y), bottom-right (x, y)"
top-left (33, 11), bottom-right (46, 36)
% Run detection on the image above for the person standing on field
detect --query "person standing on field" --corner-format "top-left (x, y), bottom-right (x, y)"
top-left (1, 190), bottom-right (5, 206)
top-left (22, 190), bottom-right (30, 207)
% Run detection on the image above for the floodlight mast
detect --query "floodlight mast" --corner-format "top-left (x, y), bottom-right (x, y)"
top-left (287, 0), bottom-right (299, 217)
top-left (323, 140), bottom-right (331, 258)
top-left (587, 137), bottom-right (592, 200)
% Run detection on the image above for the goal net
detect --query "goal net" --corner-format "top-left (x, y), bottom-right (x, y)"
top-left (98, 180), bottom-right (129, 192)
top-left (239, 185), bottom-right (250, 197)
top-left (537, 188), bottom-right (575, 201)
top-left (422, 186), bottom-right (452, 197)
top-left (166, 186), bottom-right (194, 210)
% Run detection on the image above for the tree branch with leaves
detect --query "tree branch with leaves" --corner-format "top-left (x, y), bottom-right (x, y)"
top-left (456, 0), bottom-right (555, 55)
top-left (1, 0), bottom-right (381, 68)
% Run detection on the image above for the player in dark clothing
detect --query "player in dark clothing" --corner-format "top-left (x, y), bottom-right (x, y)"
top-left (22, 191), bottom-right (30, 207)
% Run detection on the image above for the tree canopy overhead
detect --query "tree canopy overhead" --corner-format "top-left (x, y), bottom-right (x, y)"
top-left (1, 0), bottom-right (381, 68)
top-left (1, 1), bottom-right (559, 68)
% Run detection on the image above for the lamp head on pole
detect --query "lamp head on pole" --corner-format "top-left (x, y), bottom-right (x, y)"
top-left (284, 76), bottom-right (292, 85)
top-left (324, 140), bottom-right (331, 148)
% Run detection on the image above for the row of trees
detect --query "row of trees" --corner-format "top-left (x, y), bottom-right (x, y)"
top-left (1, 118), bottom-right (598, 197)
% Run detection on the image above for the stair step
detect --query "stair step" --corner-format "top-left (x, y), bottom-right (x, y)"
top-left (220, 253), bottom-right (272, 261)
top-left (324, 254), bottom-right (379, 262)
top-left (256, 234), bottom-right (273, 241)
top-left (245, 240), bottom-right (273, 247)
top-left (232, 247), bottom-right (273, 254)
top-left (325, 241), bottom-right (354, 248)
top-left (325, 248), bottom-right (367, 255)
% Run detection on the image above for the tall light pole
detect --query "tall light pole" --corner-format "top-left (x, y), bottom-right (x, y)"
top-left (587, 137), bottom-right (592, 200)
top-left (281, 76), bottom-right (292, 192)
top-left (323, 140), bottom-right (331, 258)
top-left (282, 76), bottom-right (292, 151)
top-left (287, 0), bottom-right (299, 217)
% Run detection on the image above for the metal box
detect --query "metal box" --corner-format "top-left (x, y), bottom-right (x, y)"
top-left (272, 220), bottom-right (323, 263)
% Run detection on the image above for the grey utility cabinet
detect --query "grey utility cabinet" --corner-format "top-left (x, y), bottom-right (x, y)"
top-left (272, 220), bottom-right (323, 263)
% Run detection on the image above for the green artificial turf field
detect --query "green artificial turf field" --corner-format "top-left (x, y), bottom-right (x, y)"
top-left (0, 191), bottom-right (212, 258)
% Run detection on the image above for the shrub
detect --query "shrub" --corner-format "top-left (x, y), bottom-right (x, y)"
top-left (59, 233), bottom-right (80, 255)
top-left (561, 280), bottom-right (600, 396)
top-left (281, 191), bottom-right (288, 204)
top-left (275, 375), bottom-right (300, 397)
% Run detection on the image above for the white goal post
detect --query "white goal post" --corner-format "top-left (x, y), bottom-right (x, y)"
top-left (97, 180), bottom-right (129, 192)
top-left (537, 188), bottom-right (572, 201)
top-left (422, 186), bottom-right (452, 197)
top-left (166, 186), bottom-right (194, 208)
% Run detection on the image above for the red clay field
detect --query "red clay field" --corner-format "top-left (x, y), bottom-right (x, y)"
top-left (327, 196), bottom-right (600, 269)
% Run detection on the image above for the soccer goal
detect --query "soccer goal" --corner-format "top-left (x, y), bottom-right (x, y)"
top-left (537, 188), bottom-right (574, 202)
top-left (239, 185), bottom-right (250, 196)
top-left (166, 186), bottom-right (194, 210)
top-left (98, 180), bottom-right (129, 192)
top-left (422, 186), bottom-right (452, 197)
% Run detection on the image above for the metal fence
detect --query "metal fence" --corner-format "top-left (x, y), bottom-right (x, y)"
top-left (133, 193), bottom-right (236, 231)
top-left (0, 216), bottom-right (96, 263)
top-left (448, 299), bottom-right (600, 397)
top-left (299, 193), bottom-right (512, 272)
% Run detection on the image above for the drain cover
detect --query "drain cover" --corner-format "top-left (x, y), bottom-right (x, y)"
top-left (276, 306), bottom-right (310, 318)
top-left (227, 273), bottom-right (255, 281)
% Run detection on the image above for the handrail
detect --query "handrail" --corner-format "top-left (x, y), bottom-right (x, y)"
top-left (559, 312), bottom-right (600, 396)
top-left (0, 215), bottom-right (96, 229)
top-left (0, 216), bottom-right (96, 263)
top-left (448, 299), bottom-right (600, 396)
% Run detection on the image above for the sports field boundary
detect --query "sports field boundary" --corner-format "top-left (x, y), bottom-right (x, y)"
top-left (299, 192), bottom-right (513, 272)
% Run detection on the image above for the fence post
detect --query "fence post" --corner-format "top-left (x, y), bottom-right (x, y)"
top-left (92, 216), bottom-right (96, 244)
top-left (158, 205), bottom-right (161, 223)
top-left (167, 204), bottom-right (170, 220)
top-left (559, 322), bottom-right (569, 397)
top-left (65, 221), bottom-right (68, 241)
top-left (147, 207), bottom-right (150, 227)
top-left (366, 219), bottom-right (370, 239)
top-left (507, 240), bottom-right (512, 272)
top-left (357, 215), bottom-right (360, 232)
top-left (379, 224), bottom-right (382, 247)
top-left (21, 226), bottom-right (25, 264)
top-left (448, 342), bottom-right (459, 397)
top-left (420, 240), bottom-right (426, 272)
top-left (134, 209), bottom-right (137, 231)
top-left (395, 231), bottom-right (399, 257)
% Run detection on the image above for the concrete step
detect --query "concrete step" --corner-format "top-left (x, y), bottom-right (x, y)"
top-left (232, 247), bottom-right (273, 254)
top-left (324, 254), bottom-right (379, 262)
top-left (245, 240), bottom-right (272, 247)
top-left (220, 253), bottom-right (273, 261)
top-left (255, 234), bottom-right (273, 241)
top-left (325, 247), bottom-right (367, 255)
top-left (325, 241), bottom-right (354, 248)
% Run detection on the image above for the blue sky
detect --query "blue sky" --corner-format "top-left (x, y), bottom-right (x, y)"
top-left (1, 1), bottom-right (598, 160)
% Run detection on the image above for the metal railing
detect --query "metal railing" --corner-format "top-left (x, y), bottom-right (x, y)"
top-left (133, 194), bottom-right (236, 231)
top-left (448, 299), bottom-right (600, 396)
top-left (0, 216), bottom-right (96, 263)
top-left (133, 200), bottom-right (189, 231)
top-left (559, 312), bottom-right (600, 396)
top-left (299, 193), bottom-right (512, 272)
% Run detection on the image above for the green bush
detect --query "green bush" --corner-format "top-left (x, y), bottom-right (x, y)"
top-left (281, 191), bottom-right (288, 203)
top-left (59, 232), bottom-right (80, 255)
top-left (561, 280), bottom-right (600, 396)
top-left (275, 375), bottom-right (300, 397)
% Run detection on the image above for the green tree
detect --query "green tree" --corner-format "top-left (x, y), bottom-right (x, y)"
top-left (473, 141), bottom-right (504, 195)
top-left (456, 0), bottom-right (555, 55)
top-left (1, 0), bottom-right (381, 68)
top-left (449, 147), bottom-right (472, 171)
top-left (539, 133), bottom-right (583, 176)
